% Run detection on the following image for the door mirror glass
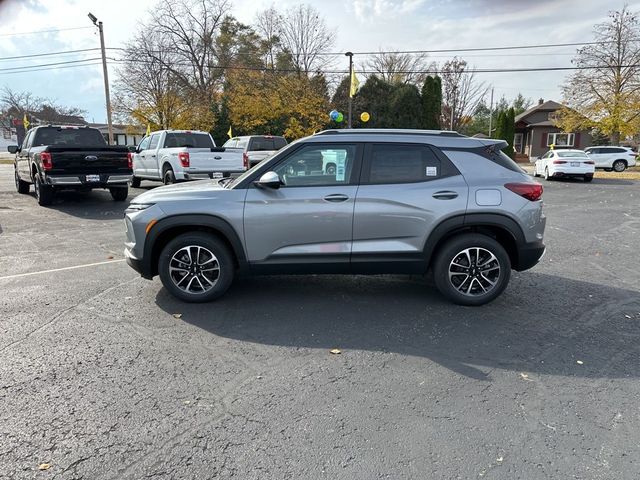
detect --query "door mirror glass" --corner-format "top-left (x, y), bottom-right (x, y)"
top-left (255, 171), bottom-right (282, 189)
top-left (7, 145), bottom-right (18, 154)
top-left (127, 145), bottom-right (137, 153)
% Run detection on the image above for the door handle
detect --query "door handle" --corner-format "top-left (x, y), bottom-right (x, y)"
top-left (323, 193), bottom-right (349, 202)
top-left (433, 191), bottom-right (458, 200)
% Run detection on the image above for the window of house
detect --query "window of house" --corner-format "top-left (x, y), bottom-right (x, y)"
top-left (547, 133), bottom-right (574, 147)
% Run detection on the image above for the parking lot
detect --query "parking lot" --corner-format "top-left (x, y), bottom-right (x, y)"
top-left (1, 163), bottom-right (639, 479)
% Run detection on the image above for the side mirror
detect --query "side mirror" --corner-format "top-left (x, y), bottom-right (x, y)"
top-left (255, 171), bottom-right (282, 189)
top-left (127, 145), bottom-right (137, 153)
top-left (7, 145), bottom-right (18, 154)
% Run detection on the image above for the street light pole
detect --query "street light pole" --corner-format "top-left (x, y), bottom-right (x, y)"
top-left (89, 13), bottom-right (114, 145)
top-left (345, 51), bottom-right (353, 128)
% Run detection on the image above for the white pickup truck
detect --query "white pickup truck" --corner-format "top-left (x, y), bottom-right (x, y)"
top-left (130, 130), bottom-right (245, 186)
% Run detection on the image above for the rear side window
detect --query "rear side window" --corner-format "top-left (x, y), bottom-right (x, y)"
top-left (249, 137), bottom-right (287, 151)
top-left (164, 132), bottom-right (213, 149)
top-left (32, 127), bottom-right (107, 147)
top-left (367, 144), bottom-right (443, 184)
top-left (237, 138), bottom-right (249, 149)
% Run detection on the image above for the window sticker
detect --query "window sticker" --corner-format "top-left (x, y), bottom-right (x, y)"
top-left (336, 155), bottom-right (346, 181)
top-left (426, 166), bottom-right (438, 177)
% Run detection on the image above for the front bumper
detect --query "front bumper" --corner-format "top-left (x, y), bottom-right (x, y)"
top-left (515, 241), bottom-right (546, 271)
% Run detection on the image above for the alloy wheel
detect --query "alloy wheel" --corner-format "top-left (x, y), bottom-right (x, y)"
top-left (169, 245), bottom-right (220, 294)
top-left (448, 247), bottom-right (501, 297)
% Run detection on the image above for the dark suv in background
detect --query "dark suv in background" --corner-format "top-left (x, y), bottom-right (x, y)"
top-left (124, 129), bottom-right (545, 306)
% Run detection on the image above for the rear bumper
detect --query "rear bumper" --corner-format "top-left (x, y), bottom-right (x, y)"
top-left (46, 174), bottom-right (132, 186)
top-left (515, 241), bottom-right (546, 271)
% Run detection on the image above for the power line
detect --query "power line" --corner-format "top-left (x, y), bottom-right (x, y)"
top-left (0, 61), bottom-right (103, 75)
top-left (0, 58), bottom-right (102, 73)
top-left (0, 26), bottom-right (94, 37)
top-left (0, 48), bottom-right (101, 62)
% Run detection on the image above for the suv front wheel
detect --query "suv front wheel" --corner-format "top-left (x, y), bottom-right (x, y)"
top-left (158, 232), bottom-right (234, 302)
top-left (433, 234), bottom-right (511, 306)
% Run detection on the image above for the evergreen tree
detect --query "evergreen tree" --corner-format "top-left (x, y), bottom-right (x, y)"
top-left (356, 76), bottom-right (394, 128)
top-left (389, 84), bottom-right (422, 128)
top-left (210, 96), bottom-right (233, 146)
top-left (494, 110), bottom-right (506, 144)
top-left (421, 75), bottom-right (442, 129)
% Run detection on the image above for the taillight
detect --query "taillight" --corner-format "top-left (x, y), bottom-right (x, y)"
top-left (40, 152), bottom-right (53, 170)
top-left (584, 160), bottom-right (595, 165)
top-left (243, 152), bottom-right (249, 170)
top-left (552, 160), bottom-right (567, 164)
top-left (178, 151), bottom-right (190, 167)
top-left (505, 182), bottom-right (543, 201)
top-left (127, 152), bottom-right (133, 169)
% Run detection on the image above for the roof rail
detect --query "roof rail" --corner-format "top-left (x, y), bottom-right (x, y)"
top-left (314, 128), bottom-right (466, 138)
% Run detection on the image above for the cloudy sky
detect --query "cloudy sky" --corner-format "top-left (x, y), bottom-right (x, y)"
top-left (0, 0), bottom-right (637, 123)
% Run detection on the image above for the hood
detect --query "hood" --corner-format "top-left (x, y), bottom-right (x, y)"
top-left (132, 179), bottom-right (226, 204)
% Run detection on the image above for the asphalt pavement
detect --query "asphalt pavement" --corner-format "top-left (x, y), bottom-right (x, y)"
top-left (1, 164), bottom-right (639, 479)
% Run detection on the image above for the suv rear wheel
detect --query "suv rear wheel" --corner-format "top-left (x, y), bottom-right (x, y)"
top-left (158, 233), bottom-right (234, 302)
top-left (433, 233), bottom-right (511, 306)
top-left (612, 160), bottom-right (627, 172)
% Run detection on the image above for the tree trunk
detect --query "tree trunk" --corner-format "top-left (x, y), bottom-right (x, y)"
top-left (611, 131), bottom-right (621, 145)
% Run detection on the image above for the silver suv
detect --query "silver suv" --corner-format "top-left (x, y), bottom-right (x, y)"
top-left (124, 129), bottom-right (546, 306)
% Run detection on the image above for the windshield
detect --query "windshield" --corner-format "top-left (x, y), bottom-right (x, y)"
top-left (32, 127), bottom-right (107, 147)
top-left (164, 132), bottom-right (214, 149)
top-left (557, 151), bottom-right (588, 158)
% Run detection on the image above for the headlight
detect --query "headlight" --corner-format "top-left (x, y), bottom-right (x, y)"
top-left (125, 203), bottom-right (154, 212)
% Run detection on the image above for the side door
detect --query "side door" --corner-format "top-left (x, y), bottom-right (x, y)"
top-left (133, 136), bottom-right (151, 176)
top-left (352, 143), bottom-right (468, 272)
top-left (587, 147), bottom-right (606, 167)
top-left (243, 142), bottom-right (363, 271)
top-left (17, 129), bottom-right (34, 179)
top-left (142, 133), bottom-right (162, 177)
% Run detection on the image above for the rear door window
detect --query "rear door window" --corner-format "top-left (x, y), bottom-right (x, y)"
top-left (365, 144), bottom-right (452, 184)
top-left (237, 138), bottom-right (249, 150)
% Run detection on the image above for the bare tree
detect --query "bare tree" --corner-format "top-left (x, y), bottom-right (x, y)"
top-left (152, 0), bottom-right (230, 101)
top-left (560, 6), bottom-right (640, 144)
top-left (279, 4), bottom-right (335, 75)
top-left (255, 6), bottom-right (281, 69)
top-left (113, 31), bottom-right (189, 129)
top-left (0, 87), bottom-right (85, 124)
top-left (440, 58), bottom-right (488, 131)
top-left (0, 87), bottom-right (44, 115)
top-left (366, 51), bottom-right (435, 85)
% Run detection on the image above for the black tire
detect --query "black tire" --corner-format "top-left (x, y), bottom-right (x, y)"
top-left (163, 166), bottom-right (176, 185)
top-left (15, 168), bottom-right (30, 194)
top-left (130, 176), bottom-right (141, 188)
top-left (158, 233), bottom-right (235, 303)
top-left (110, 186), bottom-right (129, 201)
top-left (544, 167), bottom-right (552, 181)
top-left (612, 160), bottom-right (627, 172)
top-left (584, 174), bottom-right (594, 183)
top-left (33, 174), bottom-right (54, 206)
top-left (433, 233), bottom-right (511, 306)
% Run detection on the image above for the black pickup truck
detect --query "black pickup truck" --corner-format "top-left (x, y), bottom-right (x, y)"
top-left (9, 125), bottom-right (132, 206)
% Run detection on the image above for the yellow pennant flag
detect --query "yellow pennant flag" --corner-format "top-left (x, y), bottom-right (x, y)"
top-left (23, 114), bottom-right (30, 130)
top-left (146, 124), bottom-right (151, 136)
top-left (227, 125), bottom-right (233, 139)
top-left (350, 65), bottom-right (359, 98)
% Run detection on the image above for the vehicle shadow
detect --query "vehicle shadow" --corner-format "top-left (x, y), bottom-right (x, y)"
top-left (154, 272), bottom-right (640, 381)
top-left (591, 177), bottom-right (637, 185)
top-left (40, 190), bottom-right (130, 219)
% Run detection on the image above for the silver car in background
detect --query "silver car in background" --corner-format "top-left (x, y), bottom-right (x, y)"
top-left (124, 129), bottom-right (546, 306)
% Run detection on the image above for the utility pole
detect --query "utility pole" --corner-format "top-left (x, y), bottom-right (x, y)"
top-left (345, 51), bottom-right (353, 128)
top-left (450, 85), bottom-right (457, 131)
top-left (88, 12), bottom-right (114, 145)
top-left (488, 86), bottom-right (494, 137)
